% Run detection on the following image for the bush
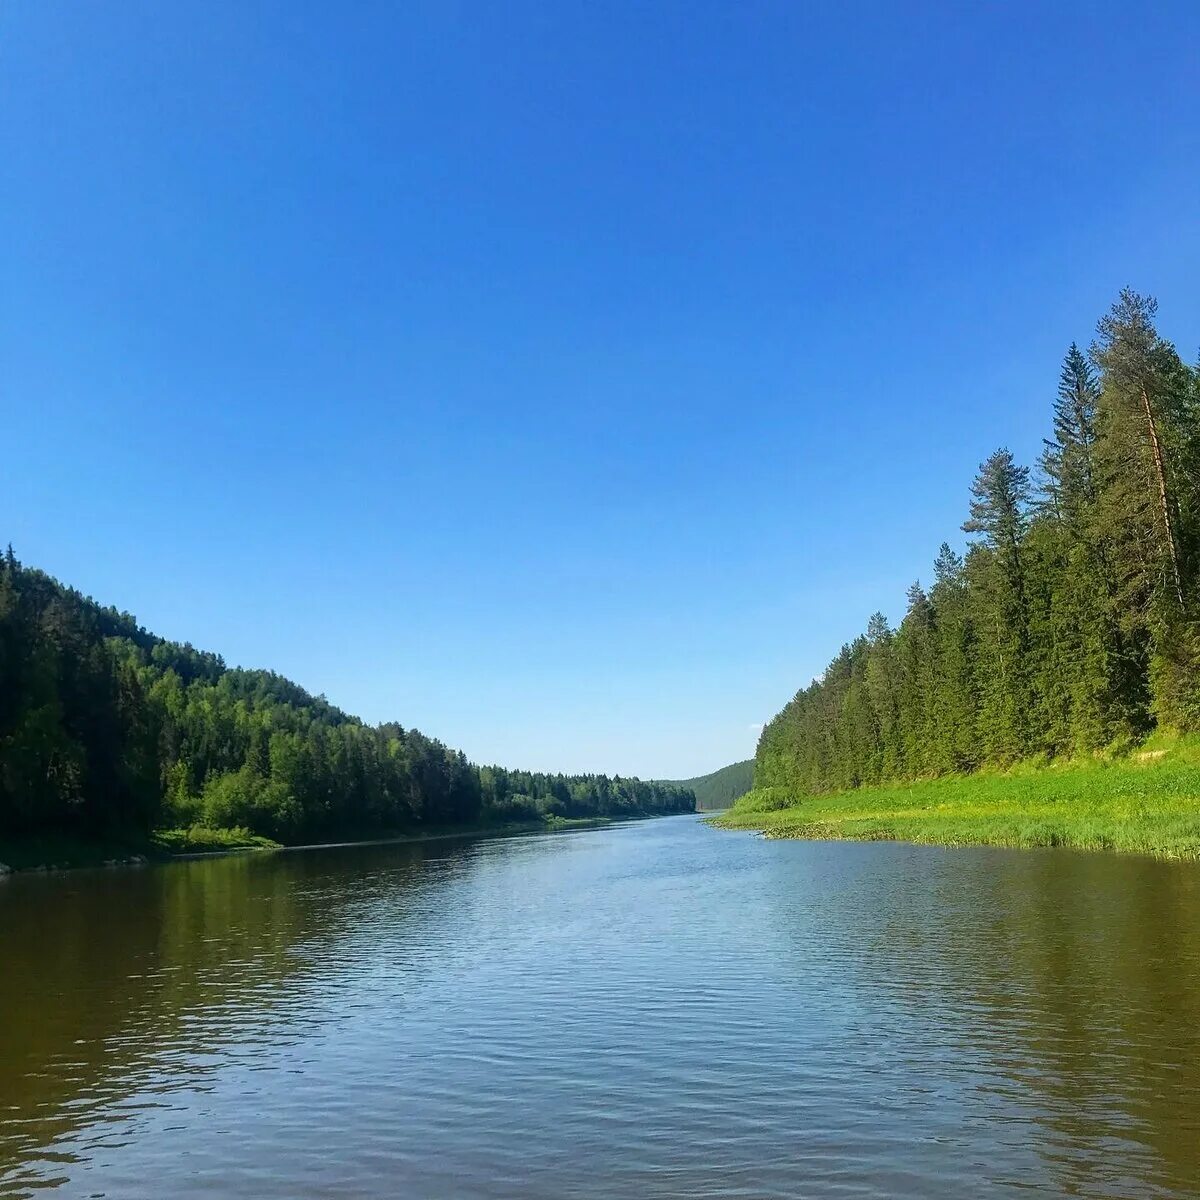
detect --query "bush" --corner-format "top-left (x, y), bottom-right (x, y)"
top-left (200, 769), bottom-right (303, 840)
top-left (484, 794), bottom-right (542, 823)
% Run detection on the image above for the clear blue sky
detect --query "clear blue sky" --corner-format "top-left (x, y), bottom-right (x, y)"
top-left (4, 2), bottom-right (1199, 779)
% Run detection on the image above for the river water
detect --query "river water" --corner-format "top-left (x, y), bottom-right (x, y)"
top-left (2, 815), bottom-right (1199, 1198)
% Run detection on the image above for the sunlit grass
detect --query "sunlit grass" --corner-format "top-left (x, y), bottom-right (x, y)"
top-left (151, 825), bottom-right (281, 854)
top-left (714, 740), bottom-right (1200, 859)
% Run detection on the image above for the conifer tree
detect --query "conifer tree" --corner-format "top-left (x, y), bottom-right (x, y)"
top-left (929, 543), bottom-right (977, 771)
top-left (1039, 343), bottom-right (1100, 524)
top-left (962, 451), bottom-right (1032, 759)
top-left (1092, 290), bottom-right (1187, 611)
top-left (963, 449), bottom-right (1031, 577)
top-left (1092, 290), bottom-right (1198, 725)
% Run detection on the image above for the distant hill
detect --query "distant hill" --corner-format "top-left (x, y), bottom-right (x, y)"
top-left (665, 760), bottom-right (754, 811)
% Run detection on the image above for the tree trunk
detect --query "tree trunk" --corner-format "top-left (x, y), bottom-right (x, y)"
top-left (1141, 384), bottom-right (1184, 606)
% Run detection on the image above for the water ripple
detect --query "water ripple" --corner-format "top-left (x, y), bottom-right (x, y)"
top-left (3, 819), bottom-right (1200, 1197)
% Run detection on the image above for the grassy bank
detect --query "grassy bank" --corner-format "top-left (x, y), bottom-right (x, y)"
top-left (714, 741), bottom-right (1200, 859)
top-left (0, 827), bottom-right (279, 871)
top-left (151, 825), bottom-right (283, 855)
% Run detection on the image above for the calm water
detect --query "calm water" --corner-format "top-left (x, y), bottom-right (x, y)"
top-left (3, 816), bottom-right (1200, 1198)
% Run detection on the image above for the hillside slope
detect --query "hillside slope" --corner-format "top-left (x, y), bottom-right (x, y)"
top-left (666, 760), bottom-right (754, 811)
top-left (0, 551), bottom-right (694, 848)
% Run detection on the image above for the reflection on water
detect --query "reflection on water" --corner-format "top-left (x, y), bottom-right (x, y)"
top-left (2, 819), bottom-right (1199, 1198)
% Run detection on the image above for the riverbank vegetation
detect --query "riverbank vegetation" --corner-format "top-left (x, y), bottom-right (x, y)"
top-left (741, 292), bottom-right (1200, 853)
top-left (0, 557), bottom-right (694, 866)
top-left (718, 738), bottom-right (1200, 858)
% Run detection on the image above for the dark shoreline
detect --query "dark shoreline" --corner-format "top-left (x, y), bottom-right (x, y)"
top-left (0, 811), bottom-right (684, 877)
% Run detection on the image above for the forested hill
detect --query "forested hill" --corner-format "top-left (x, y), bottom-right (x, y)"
top-left (757, 291), bottom-right (1200, 796)
top-left (0, 555), bottom-right (695, 844)
top-left (666, 761), bottom-right (754, 810)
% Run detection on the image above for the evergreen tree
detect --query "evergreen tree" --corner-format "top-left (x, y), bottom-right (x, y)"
top-left (1039, 343), bottom-right (1100, 524)
top-left (963, 448), bottom-right (1031, 576)
top-left (963, 450), bottom-right (1032, 760)
top-left (1092, 290), bottom-right (1187, 610)
top-left (1092, 290), bottom-right (1197, 724)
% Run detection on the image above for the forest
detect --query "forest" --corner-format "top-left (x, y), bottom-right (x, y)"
top-left (667, 760), bottom-right (754, 810)
top-left (0, 560), bottom-right (694, 845)
top-left (756, 291), bottom-right (1200, 795)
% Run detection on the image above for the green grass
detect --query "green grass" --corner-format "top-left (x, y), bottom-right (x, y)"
top-left (150, 825), bottom-right (282, 855)
top-left (714, 741), bottom-right (1200, 859)
top-left (542, 814), bottom-right (613, 831)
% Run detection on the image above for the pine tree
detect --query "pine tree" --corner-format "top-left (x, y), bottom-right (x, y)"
top-left (1039, 343), bottom-right (1100, 524)
top-left (1093, 290), bottom-right (1187, 611)
top-left (1092, 290), bottom-right (1198, 726)
top-left (963, 451), bottom-right (1033, 761)
top-left (864, 613), bottom-right (899, 780)
top-left (929, 543), bottom-right (977, 771)
top-left (963, 448), bottom-right (1031, 577)
top-left (896, 582), bottom-right (937, 776)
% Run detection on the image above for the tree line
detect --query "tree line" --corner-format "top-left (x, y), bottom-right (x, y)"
top-left (0, 557), bottom-right (694, 841)
top-left (757, 291), bottom-right (1200, 794)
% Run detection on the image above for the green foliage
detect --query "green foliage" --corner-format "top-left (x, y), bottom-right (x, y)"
top-left (478, 765), bottom-right (690, 823)
top-left (151, 825), bottom-right (279, 854)
top-left (664, 760), bottom-right (755, 810)
top-left (0, 558), bottom-right (695, 843)
top-left (755, 292), bottom-right (1200, 801)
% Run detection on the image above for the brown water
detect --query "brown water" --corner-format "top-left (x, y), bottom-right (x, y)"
top-left (2, 815), bottom-right (1200, 1198)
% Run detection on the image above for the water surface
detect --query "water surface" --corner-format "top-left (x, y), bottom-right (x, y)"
top-left (3, 816), bottom-right (1200, 1197)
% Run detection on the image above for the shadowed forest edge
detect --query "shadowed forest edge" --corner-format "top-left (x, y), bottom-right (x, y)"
top-left (0, 561), bottom-right (696, 868)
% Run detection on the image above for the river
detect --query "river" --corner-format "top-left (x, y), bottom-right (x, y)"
top-left (2, 815), bottom-right (1199, 1197)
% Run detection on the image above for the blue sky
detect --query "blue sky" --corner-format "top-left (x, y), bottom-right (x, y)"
top-left (3, 2), bottom-right (1199, 779)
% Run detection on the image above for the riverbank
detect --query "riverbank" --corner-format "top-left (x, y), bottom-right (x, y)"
top-left (0, 827), bottom-right (285, 873)
top-left (714, 747), bottom-right (1200, 859)
top-left (0, 813), bottom-right (631, 875)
